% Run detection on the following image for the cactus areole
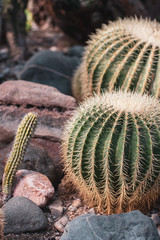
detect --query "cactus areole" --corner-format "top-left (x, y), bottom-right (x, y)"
top-left (2, 112), bottom-right (38, 200)
top-left (73, 18), bottom-right (160, 100)
top-left (62, 91), bottom-right (160, 214)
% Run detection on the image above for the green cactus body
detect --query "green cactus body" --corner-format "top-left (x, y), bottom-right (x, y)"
top-left (2, 112), bottom-right (38, 199)
top-left (62, 91), bottom-right (160, 214)
top-left (72, 18), bottom-right (160, 101)
top-left (72, 64), bottom-right (84, 102)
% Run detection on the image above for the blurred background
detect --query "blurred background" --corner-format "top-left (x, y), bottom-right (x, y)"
top-left (0, 0), bottom-right (160, 61)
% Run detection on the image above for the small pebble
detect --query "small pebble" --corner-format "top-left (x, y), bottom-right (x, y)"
top-left (54, 215), bottom-right (69, 232)
top-left (68, 205), bottom-right (77, 212)
top-left (88, 208), bottom-right (95, 214)
top-left (49, 200), bottom-right (64, 218)
top-left (72, 198), bottom-right (82, 208)
top-left (151, 214), bottom-right (160, 226)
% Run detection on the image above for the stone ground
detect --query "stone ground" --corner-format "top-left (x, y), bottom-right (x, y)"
top-left (0, 25), bottom-right (160, 240)
top-left (2, 176), bottom-right (160, 240)
top-left (1, 177), bottom-right (100, 240)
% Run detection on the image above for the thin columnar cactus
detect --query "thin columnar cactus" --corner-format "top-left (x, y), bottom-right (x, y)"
top-left (72, 18), bottom-right (160, 101)
top-left (2, 112), bottom-right (38, 201)
top-left (0, 209), bottom-right (5, 240)
top-left (62, 91), bottom-right (160, 214)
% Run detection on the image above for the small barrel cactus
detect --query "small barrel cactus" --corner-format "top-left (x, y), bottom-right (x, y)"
top-left (72, 18), bottom-right (160, 101)
top-left (2, 112), bottom-right (38, 201)
top-left (62, 91), bottom-right (160, 214)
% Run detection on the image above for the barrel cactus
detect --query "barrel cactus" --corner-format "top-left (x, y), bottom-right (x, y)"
top-left (2, 112), bottom-right (38, 202)
top-left (62, 91), bottom-right (160, 214)
top-left (72, 18), bottom-right (160, 101)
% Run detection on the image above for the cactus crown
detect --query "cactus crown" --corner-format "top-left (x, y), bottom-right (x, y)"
top-left (2, 112), bottom-right (38, 200)
top-left (62, 91), bottom-right (160, 214)
top-left (72, 18), bottom-right (160, 100)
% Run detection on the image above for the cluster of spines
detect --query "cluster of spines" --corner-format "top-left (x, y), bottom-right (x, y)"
top-left (72, 18), bottom-right (160, 100)
top-left (0, 209), bottom-right (5, 240)
top-left (62, 91), bottom-right (160, 214)
top-left (2, 112), bottom-right (38, 200)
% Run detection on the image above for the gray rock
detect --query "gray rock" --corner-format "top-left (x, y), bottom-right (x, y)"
top-left (2, 196), bottom-right (47, 234)
top-left (66, 45), bottom-right (84, 58)
top-left (151, 214), bottom-right (160, 226)
top-left (60, 210), bottom-right (159, 240)
top-left (20, 50), bottom-right (81, 95)
top-left (49, 199), bottom-right (64, 219)
top-left (0, 48), bottom-right (9, 61)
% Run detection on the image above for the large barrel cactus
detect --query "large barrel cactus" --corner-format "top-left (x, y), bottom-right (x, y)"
top-left (62, 91), bottom-right (160, 214)
top-left (72, 18), bottom-right (160, 101)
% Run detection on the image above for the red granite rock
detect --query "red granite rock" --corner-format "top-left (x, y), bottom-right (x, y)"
top-left (0, 80), bottom-right (76, 109)
top-left (12, 169), bottom-right (55, 207)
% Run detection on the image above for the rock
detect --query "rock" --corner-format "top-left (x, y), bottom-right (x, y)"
top-left (19, 50), bottom-right (81, 95)
top-left (0, 80), bottom-right (76, 109)
top-left (2, 196), bottom-right (47, 234)
top-left (72, 198), bottom-right (82, 208)
top-left (49, 199), bottom-right (64, 219)
top-left (54, 215), bottom-right (69, 233)
top-left (0, 48), bottom-right (9, 61)
top-left (0, 80), bottom-right (77, 188)
top-left (66, 46), bottom-right (84, 58)
top-left (60, 210), bottom-right (159, 240)
top-left (68, 205), bottom-right (77, 212)
top-left (157, 226), bottom-right (160, 237)
top-left (12, 169), bottom-right (55, 207)
top-left (151, 214), bottom-right (160, 226)
top-left (68, 198), bottom-right (82, 212)
top-left (88, 208), bottom-right (95, 215)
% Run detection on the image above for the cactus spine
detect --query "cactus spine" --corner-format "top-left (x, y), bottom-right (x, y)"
top-left (2, 112), bottom-right (38, 201)
top-left (0, 209), bottom-right (5, 240)
top-left (62, 91), bottom-right (160, 214)
top-left (72, 18), bottom-right (160, 101)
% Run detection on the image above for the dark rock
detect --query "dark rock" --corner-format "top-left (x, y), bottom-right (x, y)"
top-left (60, 210), bottom-right (159, 240)
top-left (19, 50), bottom-right (81, 95)
top-left (2, 196), bottom-right (47, 234)
top-left (66, 45), bottom-right (84, 58)
top-left (0, 48), bottom-right (9, 61)
top-left (0, 80), bottom-right (77, 188)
